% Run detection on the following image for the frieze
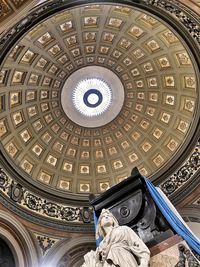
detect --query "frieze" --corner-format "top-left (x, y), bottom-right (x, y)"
top-left (160, 139), bottom-right (200, 196)
top-left (141, 0), bottom-right (200, 46)
top-left (0, 168), bottom-right (92, 223)
top-left (0, 135), bottom-right (199, 224)
top-left (0, 0), bottom-right (200, 63)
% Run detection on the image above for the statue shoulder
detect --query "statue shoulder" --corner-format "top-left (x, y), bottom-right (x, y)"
top-left (119, 225), bottom-right (136, 233)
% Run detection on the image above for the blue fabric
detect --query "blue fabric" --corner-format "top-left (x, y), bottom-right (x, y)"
top-left (93, 209), bottom-right (102, 246)
top-left (144, 177), bottom-right (200, 255)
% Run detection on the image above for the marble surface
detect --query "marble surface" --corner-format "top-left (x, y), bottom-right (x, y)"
top-left (150, 240), bottom-right (189, 267)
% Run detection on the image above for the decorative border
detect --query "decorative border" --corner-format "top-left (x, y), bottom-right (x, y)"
top-left (160, 139), bottom-right (200, 196)
top-left (0, 139), bottom-right (199, 226)
top-left (0, 167), bottom-right (93, 226)
top-left (141, 0), bottom-right (200, 47)
top-left (0, 0), bottom-right (200, 62)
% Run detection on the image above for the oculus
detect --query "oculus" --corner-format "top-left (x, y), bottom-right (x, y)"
top-left (61, 66), bottom-right (124, 128)
top-left (72, 78), bottom-right (112, 117)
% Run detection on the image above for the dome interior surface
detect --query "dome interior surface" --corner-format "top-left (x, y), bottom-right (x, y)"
top-left (0, 3), bottom-right (198, 197)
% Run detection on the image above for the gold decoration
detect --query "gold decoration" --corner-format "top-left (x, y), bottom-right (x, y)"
top-left (46, 155), bottom-right (57, 166)
top-left (38, 171), bottom-right (51, 184)
top-left (66, 35), bottom-right (77, 46)
top-left (97, 165), bottom-right (107, 173)
top-left (84, 32), bottom-right (97, 42)
top-left (131, 68), bottom-right (140, 76)
top-left (36, 57), bottom-right (48, 69)
top-left (84, 17), bottom-right (98, 26)
top-left (119, 38), bottom-right (131, 49)
top-left (146, 40), bottom-right (160, 52)
top-left (53, 141), bottom-right (64, 153)
top-left (176, 52), bottom-right (191, 65)
top-left (58, 179), bottom-right (70, 191)
top-left (108, 18), bottom-right (123, 28)
top-left (160, 112), bottom-right (171, 124)
top-left (113, 160), bottom-right (123, 169)
top-left (133, 49), bottom-right (145, 59)
top-left (141, 141), bottom-right (152, 152)
top-left (167, 139), bottom-right (179, 151)
top-left (59, 21), bottom-right (73, 32)
top-left (63, 161), bottom-right (73, 172)
top-left (66, 148), bottom-right (76, 158)
top-left (28, 73), bottom-right (40, 85)
top-left (108, 147), bottom-right (117, 156)
top-left (32, 144), bottom-right (43, 157)
top-left (184, 76), bottom-right (196, 88)
top-left (57, 54), bottom-right (69, 64)
top-left (5, 142), bottom-right (18, 157)
top-left (153, 128), bottom-right (163, 139)
top-left (10, 92), bottom-right (21, 107)
top-left (143, 62), bottom-right (153, 73)
top-left (153, 154), bottom-right (164, 167)
top-left (177, 120), bottom-right (189, 133)
top-left (12, 111), bottom-right (23, 126)
top-left (21, 159), bottom-right (33, 174)
top-left (164, 76), bottom-right (175, 87)
top-left (37, 32), bottom-right (54, 46)
top-left (147, 77), bottom-right (158, 87)
top-left (102, 32), bottom-right (115, 43)
top-left (21, 50), bottom-right (35, 63)
top-left (162, 30), bottom-right (178, 44)
top-left (42, 132), bottom-right (52, 144)
top-left (33, 120), bottom-right (43, 132)
top-left (80, 183), bottom-right (90, 192)
top-left (99, 182), bottom-right (110, 192)
top-left (12, 70), bottom-right (25, 84)
top-left (128, 25), bottom-right (145, 38)
top-left (48, 44), bottom-right (61, 56)
top-left (20, 129), bottom-right (31, 143)
top-left (80, 165), bottom-right (90, 174)
top-left (129, 153), bottom-right (139, 163)
top-left (158, 56), bottom-right (171, 68)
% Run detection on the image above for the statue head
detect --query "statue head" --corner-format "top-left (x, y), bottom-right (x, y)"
top-left (96, 209), bottom-right (119, 239)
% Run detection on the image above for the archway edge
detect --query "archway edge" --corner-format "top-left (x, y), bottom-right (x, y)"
top-left (42, 235), bottom-right (95, 267)
top-left (0, 210), bottom-right (39, 267)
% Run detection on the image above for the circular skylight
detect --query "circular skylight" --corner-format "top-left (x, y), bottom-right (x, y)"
top-left (61, 66), bottom-right (125, 128)
top-left (72, 78), bottom-right (112, 117)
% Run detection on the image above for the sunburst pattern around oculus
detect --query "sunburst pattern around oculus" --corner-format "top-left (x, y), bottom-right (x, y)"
top-left (72, 78), bottom-right (112, 117)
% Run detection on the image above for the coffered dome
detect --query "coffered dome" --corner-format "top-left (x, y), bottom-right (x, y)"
top-left (0, 2), bottom-right (199, 199)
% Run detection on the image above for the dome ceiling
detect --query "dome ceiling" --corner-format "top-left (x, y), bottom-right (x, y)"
top-left (0, 3), bottom-right (198, 197)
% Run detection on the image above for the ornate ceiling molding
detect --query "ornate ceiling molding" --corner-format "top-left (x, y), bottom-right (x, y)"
top-left (0, 0), bottom-right (199, 228)
top-left (0, 167), bottom-right (94, 231)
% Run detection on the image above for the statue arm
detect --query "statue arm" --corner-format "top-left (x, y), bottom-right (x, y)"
top-left (124, 226), bottom-right (150, 266)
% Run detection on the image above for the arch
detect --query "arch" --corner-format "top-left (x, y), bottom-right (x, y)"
top-left (0, 210), bottom-right (39, 267)
top-left (0, 237), bottom-right (16, 266)
top-left (42, 235), bottom-right (95, 267)
top-left (179, 207), bottom-right (200, 239)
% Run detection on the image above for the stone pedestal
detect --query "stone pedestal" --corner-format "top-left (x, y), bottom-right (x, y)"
top-left (150, 235), bottom-right (188, 266)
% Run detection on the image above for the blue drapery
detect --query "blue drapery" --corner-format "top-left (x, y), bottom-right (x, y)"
top-left (93, 209), bottom-right (102, 246)
top-left (144, 176), bottom-right (200, 255)
top-left (93, 177), bottom-right (200, 255)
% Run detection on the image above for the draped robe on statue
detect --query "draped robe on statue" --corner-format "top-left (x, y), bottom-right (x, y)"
top-left (82, 209), bottom-right (150, 267)
top-left (96, 225), bottom-right (150, 267)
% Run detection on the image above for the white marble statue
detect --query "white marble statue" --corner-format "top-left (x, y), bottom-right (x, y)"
top-left (82, 209), bottom-right (150, 267)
